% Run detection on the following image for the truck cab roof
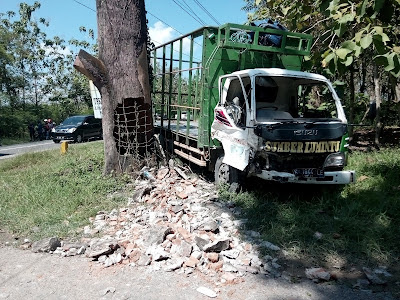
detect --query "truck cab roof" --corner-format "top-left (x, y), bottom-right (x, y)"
top-left (229, 68), bottom-right (330, 83)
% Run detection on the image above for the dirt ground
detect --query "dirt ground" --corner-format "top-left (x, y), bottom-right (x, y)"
top-left (350, 127), bottom-right (400, 151)
top-left (0, 245), bottom-right (395, 300)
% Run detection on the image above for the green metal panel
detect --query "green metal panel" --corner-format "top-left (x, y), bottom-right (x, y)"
top-left (175, 39), bottom-right (183, 141)
top-left (151, 23), bottom-right (313, 149)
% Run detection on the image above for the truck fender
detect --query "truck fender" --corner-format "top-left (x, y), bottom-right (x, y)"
top-left (211, 121), bottom-right (250, 171)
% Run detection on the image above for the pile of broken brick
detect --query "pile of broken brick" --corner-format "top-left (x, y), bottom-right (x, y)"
top-left (27, 161), bottom-right (394, 289)
top-left (31, 162), bottom-right (284, 285)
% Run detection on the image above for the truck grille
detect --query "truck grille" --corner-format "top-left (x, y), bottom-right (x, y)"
top-left (258, 152), bottom-right (328, 173)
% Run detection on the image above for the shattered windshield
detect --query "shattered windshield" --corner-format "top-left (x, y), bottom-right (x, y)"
top-left (255, 76), bottom-right (338, 122)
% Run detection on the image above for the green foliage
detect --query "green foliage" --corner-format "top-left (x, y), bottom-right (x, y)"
top-left (243, 0), bottom-right (400, 129)
top-left (0, 142), bottom-right (132, 239)
top-left (0, 2), bottom-right (96, 135)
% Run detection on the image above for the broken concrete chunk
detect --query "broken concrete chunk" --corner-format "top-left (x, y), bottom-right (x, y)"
top-left (196, 286), bottom-right (217, 298)
top-left (31, 237), bottom-right (61, 253)
top-left (130, 185), bottom-right (154, 204)
top-left (305, 267), bottom-right (331, 281)
top-left (137, 253), bottom-right (152, 266)
top-left (259, 240), bottom-right (280, 251)
top-left (363, 267), bottom-right (388, 285)
top-left (104, 253), bottom-right (122, 268)
top-left (221, 249), bottom-right (240, 259)
top-left (170, 205), bottom-right (184, 214)
top-left (203, 239), bottom-right (230, 253)
top-left (177, 240), bottom-right (193, 257)
top-left (185, 256), bottom-right (200, 268)
top-left (206, 252), bottom-right (219, 263)
top-left (142, 225), bottom-right (173, 248)
top-left (199, 218), bottom-right (219, 232)
top-left (146, 245), bottom-right (170, 261)
top-left (164, 258), bottom-right (184, 272)
top-left (191, 251), bottom-right (202, 260)
top-left (195, 236), bottom-right (209, 251)
top-left (222, 262), bottom-right (238, 273)
top-left (221, 272), bottom-right (236, 284)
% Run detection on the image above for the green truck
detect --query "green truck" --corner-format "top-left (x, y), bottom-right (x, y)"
top-left (151, 23), bottom-right (355, 189)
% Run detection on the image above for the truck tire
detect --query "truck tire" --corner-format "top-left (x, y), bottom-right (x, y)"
top-left (214, 155), bottom-right (243, 192)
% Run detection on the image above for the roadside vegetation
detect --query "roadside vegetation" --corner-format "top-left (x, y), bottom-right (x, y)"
top-left (0, 142), bottom-right (132, 240)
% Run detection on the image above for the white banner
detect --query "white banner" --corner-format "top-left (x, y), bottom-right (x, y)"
top-left (89, 80), bottom-right (102, 119)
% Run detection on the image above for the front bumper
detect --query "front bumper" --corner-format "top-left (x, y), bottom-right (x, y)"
top-left (255, 170), bottom-right (356, 184)
top-left (52, 133), bottom-right (75, 141)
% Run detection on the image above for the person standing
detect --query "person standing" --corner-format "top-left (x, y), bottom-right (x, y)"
top-left (37, 121), bottom-right (43, 141)
top-left (44, 119), bottom-right (50, 140)
top-left (28, 122), bottom-right (35, 141)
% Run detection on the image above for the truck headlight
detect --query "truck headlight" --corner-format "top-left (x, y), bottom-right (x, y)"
top-left (67, 128), bottom-right (77, 133)
top-left (324, 153), bottom-right (345, 168)
top-left (51, 128), bottom-right (56, 133)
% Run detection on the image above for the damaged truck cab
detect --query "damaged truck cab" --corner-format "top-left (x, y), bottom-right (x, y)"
top-left (211, 68), bottom-right (355, 185)
top-left (152, 23), bottom-right (355, 189)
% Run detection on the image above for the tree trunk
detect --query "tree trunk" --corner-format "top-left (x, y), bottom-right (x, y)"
top-left (389, 74), bottom-right (400, 103)
top-left (348, 67), bottom-right (355, 139)
top-left (373, 63), bottom-right (382, 146)
top-left (74, 0), bottom-right (153, 175)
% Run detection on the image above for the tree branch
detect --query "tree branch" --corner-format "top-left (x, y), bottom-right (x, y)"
top-left (73, 49), bottom-right (108, 89)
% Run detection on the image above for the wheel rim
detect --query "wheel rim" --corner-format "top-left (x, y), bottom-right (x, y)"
top-left (77, 135), bottom-right (82, 143)
top-left (217, 163), bottom-right (230, 184)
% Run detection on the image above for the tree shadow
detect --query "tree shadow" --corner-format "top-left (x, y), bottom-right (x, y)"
top-left (215, 172), bottom-right (400, 298)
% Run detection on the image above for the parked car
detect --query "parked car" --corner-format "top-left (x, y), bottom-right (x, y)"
top-left (51, 115), bottom-right (102, 143)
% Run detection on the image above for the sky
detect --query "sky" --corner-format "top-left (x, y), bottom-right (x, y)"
top-left (0, 0), bottom-right (249, 48)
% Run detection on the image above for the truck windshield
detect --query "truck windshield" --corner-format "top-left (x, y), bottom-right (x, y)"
top-left (255, 76), bottom-right (338, 122)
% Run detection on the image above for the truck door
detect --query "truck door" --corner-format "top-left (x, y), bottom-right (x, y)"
top-left (211, 75), bottom-right (253, 171)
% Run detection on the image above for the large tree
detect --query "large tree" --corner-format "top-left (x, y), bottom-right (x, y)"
top-left (74, 0), bottom-right (153, 175)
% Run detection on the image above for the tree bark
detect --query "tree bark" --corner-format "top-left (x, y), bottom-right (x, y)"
top-left (348, 67), bottom-right (355, 139)
top-left (389, 74), bottom-right (400, 103)
top-left (373, 63), bottom-right (382, 146)
top-left (74, 0), bottom-right (153, 175)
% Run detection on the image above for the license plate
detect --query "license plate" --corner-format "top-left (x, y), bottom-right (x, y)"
top-left (293, 168), bottom-right (324, 178)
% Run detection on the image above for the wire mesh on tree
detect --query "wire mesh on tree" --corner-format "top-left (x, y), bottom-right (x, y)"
top-left (113, 97), bottom-right (155, 170)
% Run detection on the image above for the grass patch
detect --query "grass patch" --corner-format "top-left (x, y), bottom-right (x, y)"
top-left (0, 142), bottom-right (132, 240)
top-left (219, 148), bottom-right (400, 267)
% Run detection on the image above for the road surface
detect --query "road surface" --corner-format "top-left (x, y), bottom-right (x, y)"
top-left (0, 140), bottom-right (65, 160)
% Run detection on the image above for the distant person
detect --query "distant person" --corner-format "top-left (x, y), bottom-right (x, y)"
top-left (37, 121), bottom-right (44, 141)
top-left (47, 119), bottom-right (54, 139)
top-left (28, 122), bottom-right (35, 141)
top-left (44, 119), bottom-right (50, 140)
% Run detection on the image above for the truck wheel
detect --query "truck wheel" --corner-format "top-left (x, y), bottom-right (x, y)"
top-left (214, 156), bottom-right (242, 192)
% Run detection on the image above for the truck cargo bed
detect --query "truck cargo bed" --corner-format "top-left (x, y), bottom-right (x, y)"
top-left (154, 119), bottom-right (199, 138)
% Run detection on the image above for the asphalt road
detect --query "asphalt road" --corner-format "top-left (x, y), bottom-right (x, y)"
top-left (0, 140), bottom-right (62, 160)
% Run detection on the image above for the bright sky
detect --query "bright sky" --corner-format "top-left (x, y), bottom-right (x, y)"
top-left (0, 0), bottom-right (249, 48)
